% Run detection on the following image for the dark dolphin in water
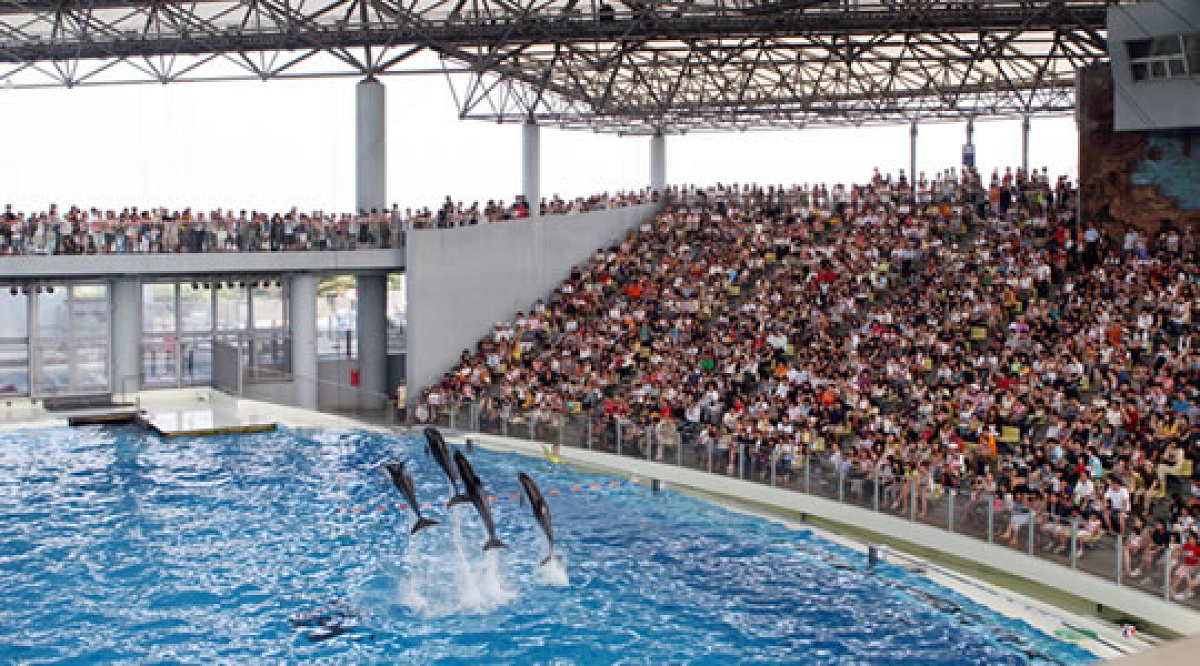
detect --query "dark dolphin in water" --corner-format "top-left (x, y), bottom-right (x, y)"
top-left (290, 600), bottom-right (372, 643)
top-left (453, 450), bottom-right (507, 551)
top-left (424, 427), bottom-right (471, 507)
top-left (382, 462), bottom-right (439, 534)
top-left (517, 472), bottom-right (556, 566)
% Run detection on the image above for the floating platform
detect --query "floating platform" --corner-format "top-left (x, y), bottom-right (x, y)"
top-left (136, 408), bottom-right (277, 438)
top-left (67, 409), bottom-right (139, 427)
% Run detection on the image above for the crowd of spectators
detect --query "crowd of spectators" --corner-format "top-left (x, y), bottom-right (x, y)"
top-left (0, 190), bottom-right (652, 255)
top-left (420, 165), bottom-right (1200, 601)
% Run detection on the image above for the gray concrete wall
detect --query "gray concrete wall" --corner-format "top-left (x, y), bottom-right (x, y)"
top-left (405, 203), bottom-right (659, 399)
top-left (242, 380), bottom-right (296, 406)
top-left (318, 358), bottom-right (360, 410)
top-left (1108, 0), bottom-right (1200, 132)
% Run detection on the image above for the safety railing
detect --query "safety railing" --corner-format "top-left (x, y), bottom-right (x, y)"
top-left (425, 403), bottom-right (1200, 611)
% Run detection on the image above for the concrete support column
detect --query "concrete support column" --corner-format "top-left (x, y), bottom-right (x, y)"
top-left (289, 274), bottom-right (318, 411)
top-left (522, 121), bottom-right (541, 218)
top-left (110, 277), bottom-right (141, 396)
top-left (650, 131), bottom-right (666, 193)
top-left (356, 77), bottom-right (386, 215)
top-left (1021, 115), bottom-right (1031, 175)
top-left (356, 273), bottom-right (388, 408)
top-left (908, 121), bottom-right (918, 186)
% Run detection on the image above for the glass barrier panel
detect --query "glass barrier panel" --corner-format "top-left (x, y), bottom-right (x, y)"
top-left (561, 413), bottom-right (589, 450)
top-left (593, 417), bottom-right (617, 455)
top-left (808, 454), bottom-right (840, 502)
top-left (844, 465), bottom-right (875, 510)
top-left (1075, 531), bottom-right (1120, 587)
top-left (919, 482), bottom-right (952, 531)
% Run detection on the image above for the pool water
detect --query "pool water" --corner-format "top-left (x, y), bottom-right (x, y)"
top-left (0, 427), bottom-right (1097, 664)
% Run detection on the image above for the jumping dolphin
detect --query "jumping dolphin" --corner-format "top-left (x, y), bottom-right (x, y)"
top-left (517, 472), bottom-right (556, 566)
top-left (424, 427), bottom-right (471, 507)
top-left (452, 450), bottom-right (507, 551)
top-left (382, 462), bottom-right (439, 534)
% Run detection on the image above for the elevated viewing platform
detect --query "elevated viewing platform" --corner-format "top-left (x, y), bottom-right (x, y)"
top-left (0, 248), bottom-right (403, 279)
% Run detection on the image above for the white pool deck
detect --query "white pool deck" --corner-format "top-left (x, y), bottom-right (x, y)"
top-left (2, 388), bottom-right (1194, 661)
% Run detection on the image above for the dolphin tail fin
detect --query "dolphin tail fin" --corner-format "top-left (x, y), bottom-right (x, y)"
top-left (483, 537), bottom-right (508, 551)
top-left (446, 494), bottom-right (472, 508)
top-left (411, 517), bottom-right (439, 534)
top-left (540, 551), bottom-right (555, 567)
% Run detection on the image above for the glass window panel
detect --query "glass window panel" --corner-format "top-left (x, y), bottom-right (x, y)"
top-left (180, 284), bottom-right (213, 333)
top-left (1127, 39), bottom-right (1151, 60)
top-left (143, 283), bottom-right (178, 334)
top-left (72, 294), bottom-right (109, 332)
top-left (216, 285), bottom-right (249, 331)
top-left (1187, 35), bottom-right (1200, 75)
top-left (388, 273), bottom-right (406, 353)
top-left (72, 284), bottom-right (107, 300)
top-left (35, 289), bottom-right (70, 338)
top-left (1131, 62), bottom-right (1148, 81)
top-left (0, 293), bottom-right (28, 339)
top-left (251, 284), bottom-right (286, 332)
top-left (36, 342), bottom-right (71, 395)
top-left (142, 337), bottom-right (178, 387)
top-left (0, 343), bottom-right (29, 395)
top-left (180, 337), bottom-right (212, 385)
top-left (1169, 58), bottom-right (1187, 76)
top-left (317, 276), bottom-right (357, 358)
top-left (73, 343), bottom-right (109, 393)
top-left (1151, 36), bottom-right (1183, 56)
top-left (1151, 61), bottom-right (1167, 78)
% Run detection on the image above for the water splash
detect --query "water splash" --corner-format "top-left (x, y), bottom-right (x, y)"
top-left (539, 552), bottom-right (570, 587)
top-left (479, 549), bottom-right (515, 606)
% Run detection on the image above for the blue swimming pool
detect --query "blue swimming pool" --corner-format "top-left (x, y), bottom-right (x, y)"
top-left (0, 427), bottom-right (1096, 664)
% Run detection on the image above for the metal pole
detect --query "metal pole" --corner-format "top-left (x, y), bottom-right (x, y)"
top-left (528, 416), bottom-right (535, 441)
top-left (1069, 518), bottom-right (1080, 568)
top-left (1116, 533), bottom-right (1123, 586)
top-left (616, 420), bottom-right (622, 457)
top-left (909, 120), bottom-right (918, 186)
top-left (738, 443), bottom-right (745, 480)
top-left (471, 402), bottom-right (480, 432)
top-left (558, 416), bottom-right (565, 448)
top-left (873, 465), bottom-right (880, 512)
top-left (909, 477), bottom-right (917, 521)
top-left (449, 405), bottom-right (456, 430)
top-left (676, 428), bottom-right (683, 467)
top-left (838, 467), bottom-right (846, 503)
top-left (804, 452), bottom-right (811, 493)
top-left (948, 489), bottom-right (955, 532)
top-left (501, 416), bottom-right (507, 437)
top-left (986, 496), bottom-right (994, 543)
top-left (1027, 511), bottom-right (1036, 555)
top-left (586, 415), bottom-right (593, 450)
top-left (771, 449), bottom-right (777, 486)
top-left (1164, 545), bottom-right (1174, 601)
top-left (1021, 114), bottom-right (1031, 175)
top-left (707, 438), bottom-right (713, 474)
top-left (646, 430), bottom-right (652, 461)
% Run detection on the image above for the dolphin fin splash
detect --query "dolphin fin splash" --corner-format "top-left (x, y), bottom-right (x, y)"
top-left (447, 494), bottom-right (472, 508)
top-left (484, 537), bottom-right (508, 551)
top-left (410, 517), bottom-right (439, 534)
